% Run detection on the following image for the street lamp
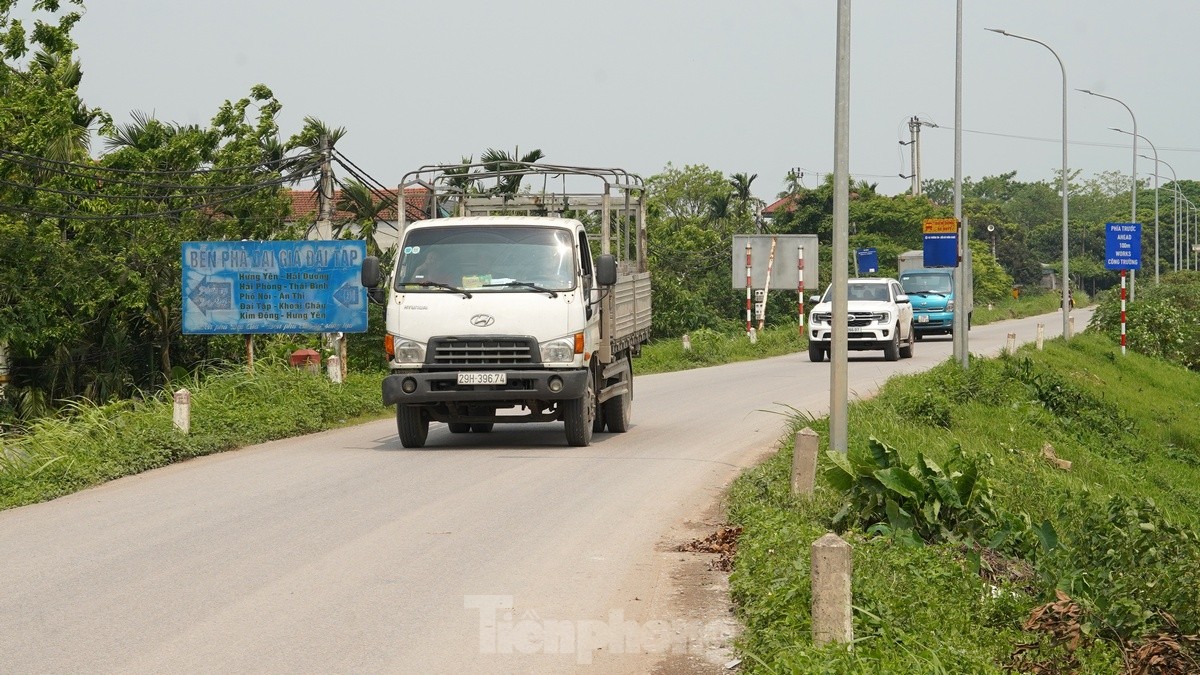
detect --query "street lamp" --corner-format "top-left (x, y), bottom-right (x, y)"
top-left (988, 28), bottom-right (1070, 338)
top-left (1142, 156), bottom-right (1180, 271)
top-left (1137, 151), bottom-right (1176, 279)
top-left (1081, 90), bottom-right (1138, 293)
top-left (1111, 128), bottom-right (1159, 284)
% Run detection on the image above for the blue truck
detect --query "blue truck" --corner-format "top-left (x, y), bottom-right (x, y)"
top-left (897, 250), bottom-right (972, 339)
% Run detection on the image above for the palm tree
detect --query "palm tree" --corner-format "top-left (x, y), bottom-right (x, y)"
top-left (28, 50), bottom-right (101, 163)
top-left (335, 180), bottom-right (397, 258)
top-left (480, 146), bottom-right (545, 197)
top-left (284, 116), bottom-right (347, 183)
top-left (442, 156), bottom-right (473, 189)
top-left (729, 172), bottom-right (758, 202)
top-left (707, 193), bottom-right (732, 224)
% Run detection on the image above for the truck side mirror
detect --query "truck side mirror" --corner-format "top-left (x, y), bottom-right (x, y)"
top-left (896, 294), bottom-right (910, 304)
top-left (368, 287), bottom-right (387, 305)
top-left (596, 254), bottom-right (617, 286)
top-left (808, 294), bottom-right (822, 304)
top-left (361, 256), bottom-right (380, 288)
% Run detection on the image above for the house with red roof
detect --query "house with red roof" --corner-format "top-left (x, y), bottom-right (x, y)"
top-left (285, 186), bottom-right (432, 249)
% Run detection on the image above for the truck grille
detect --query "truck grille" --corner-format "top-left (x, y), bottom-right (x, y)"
top-left (429, 336), bottom-right (538, 367)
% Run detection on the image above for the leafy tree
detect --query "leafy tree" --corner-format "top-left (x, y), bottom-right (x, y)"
top-left (646, 164), bottom-right (751, 336)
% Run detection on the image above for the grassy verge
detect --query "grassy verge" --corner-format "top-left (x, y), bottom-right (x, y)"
top-left (638, 323), bottom-right (806, 374)
top-left (727, 332), bottom-right (1200, 672)
top-left (0, 364), bottom-right (388, 510)
top-left (973, 289), bottom-right (1085, 325)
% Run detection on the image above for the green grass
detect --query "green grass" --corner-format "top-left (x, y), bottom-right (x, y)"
top-left (638, 323), bottom-right (807, 374)
top-left (973, 289), bottom-right (1085, 325)
top-left (0, 363), bottom-right (388, 510)
top-left (727, 332), bottom-right (1200, 673)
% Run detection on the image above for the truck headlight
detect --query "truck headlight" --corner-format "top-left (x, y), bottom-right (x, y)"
top-left (946, 299), bottom-right (956, 311)
top-left (393, 339), bottom-right (426, 364)
top-left (539, 339), bottom-right (575, 364)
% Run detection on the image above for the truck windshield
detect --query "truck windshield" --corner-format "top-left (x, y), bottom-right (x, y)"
top-left (394, 226), bottom-right (576, 293)
top-left (901, 273), bottom-right (953, 295)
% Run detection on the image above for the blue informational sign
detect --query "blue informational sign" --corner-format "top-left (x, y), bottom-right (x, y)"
top-left (855, 247), bottom-right (878, 274)
top-left (922, 218), bottom-right (959, 268)
top-left (923, 234), bottom-right (958, 268)
top-left (1104, 222), bottom-right (1142, 270)
top-left (182, 240), bottom-right (369, 334)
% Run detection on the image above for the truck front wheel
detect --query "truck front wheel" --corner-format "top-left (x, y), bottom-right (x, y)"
top-left (563, 371), bottom-right (596, 447)
top-left (602, 354), bottom-right (633, 433)
top-left (397, 405), bottom-right (429, 448)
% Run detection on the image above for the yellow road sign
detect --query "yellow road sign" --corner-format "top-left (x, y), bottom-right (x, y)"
top-left (922, 218), bottom-right (958, 234)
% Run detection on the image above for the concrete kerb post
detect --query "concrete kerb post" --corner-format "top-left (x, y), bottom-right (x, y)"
top-left (812, 533), bottom-right (853, 647)
top-left (1036, 323), bottom-right (1045, 350)
top-left (1006, 332), bottom-right (1017, 355)
top-left (327, 356), bottom-right (343, 384)
top-left (792, 427), bottom-right (819, 496)
top-left (173, 388), bottom-right (191, 435)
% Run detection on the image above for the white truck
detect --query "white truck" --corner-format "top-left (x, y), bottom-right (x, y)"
top-left (361, 163), bottom-right (652, 448)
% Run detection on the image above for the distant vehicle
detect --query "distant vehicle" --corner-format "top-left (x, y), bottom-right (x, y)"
top-left (897, 250), bottom-right (973, 339)
top-left (806, 278), bottom-right (914, 362)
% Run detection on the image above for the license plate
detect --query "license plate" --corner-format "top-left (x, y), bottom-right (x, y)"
top-left (917, 315), bottom-right (929, 323)
top-left (458, 372), bottom-right (506, 385)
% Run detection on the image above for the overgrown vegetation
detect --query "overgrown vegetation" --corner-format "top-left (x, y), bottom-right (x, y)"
top-left (0, 362), bottom-right (387, 510)
top-left (728, 332), bottom-right (1200, 673)
top-left (1089, 270), bottom-right (1200, 370)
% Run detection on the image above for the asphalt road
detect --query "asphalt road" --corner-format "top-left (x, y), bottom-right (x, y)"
top-left (0, 308), bottom-right (1092, 673)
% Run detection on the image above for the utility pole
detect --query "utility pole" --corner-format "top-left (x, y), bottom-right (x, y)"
top-left (900, 116), bottom-right (936, 196)
top-left (909, 116), bottom-right (922, 196)
top-left (316, 136), bottom-right (347, 381)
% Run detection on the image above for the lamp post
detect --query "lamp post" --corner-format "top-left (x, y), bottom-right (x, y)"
top-left (1111, 128), bottom-right (1158, 285)
top-left (1141, 153), bottom-right (1177, 277)
top-left (988, 28), bottom-right (1070, 338)
top-left (1137, 149), bottom-right (1176, 281)
top-left (1081, 90), bottom-right (1138, 293)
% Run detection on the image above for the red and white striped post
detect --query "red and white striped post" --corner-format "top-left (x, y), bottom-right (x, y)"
top-left (797, 246), bottom-right (806, 332)
top-left (1120, 270), bottom-right (1127, 355)
top-left (745, 242), bottom-right (753, 334)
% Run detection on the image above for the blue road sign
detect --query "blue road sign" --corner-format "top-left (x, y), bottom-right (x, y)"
top-left (1104, 222), bottom-right (1142, 270)
top-left (855, 247), bottom-right (878, 274)
top-left (923, 234), bottom-right (958, 268)
top-left (182, 241), bottom-right (369, 334)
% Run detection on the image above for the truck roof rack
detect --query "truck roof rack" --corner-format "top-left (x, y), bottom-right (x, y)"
top-left (398, 162), bottom-right (647, 272)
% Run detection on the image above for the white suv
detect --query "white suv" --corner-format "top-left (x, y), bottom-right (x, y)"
top-left (807, 278), bottom-right (915, 362)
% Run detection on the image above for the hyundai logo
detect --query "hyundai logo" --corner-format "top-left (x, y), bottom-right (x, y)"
top-left (470, 314), bottom-right (495, 327)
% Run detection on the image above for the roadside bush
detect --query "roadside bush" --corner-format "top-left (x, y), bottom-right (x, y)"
top-left (1089, 270), bottom-right (1200, 370)
top-left (1041, 492), bottom-right (1200, 639)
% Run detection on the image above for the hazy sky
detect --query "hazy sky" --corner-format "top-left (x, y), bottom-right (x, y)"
top-left (60, 1), bottom-right (1200, 200)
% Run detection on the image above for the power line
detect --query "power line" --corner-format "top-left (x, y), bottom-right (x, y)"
top-left (0, 148), bottom-right (318, 191)
top-left (0, 147), bottom-right (319, 177)
top-left (924, 124), bottom-right (1200, 153)
top-left (0, 174), bottom-right (294, 221)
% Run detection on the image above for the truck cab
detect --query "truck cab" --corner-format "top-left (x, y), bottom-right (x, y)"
top-left (899, 268), bottom-right (969, 338)
top-left (896, 247), bottom-right (973, 339)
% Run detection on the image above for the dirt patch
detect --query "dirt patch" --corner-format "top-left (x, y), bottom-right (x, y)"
top-left (677, 526), bottom-right (743, 572)
top-left (636, 498), bottom-right (744, 674)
